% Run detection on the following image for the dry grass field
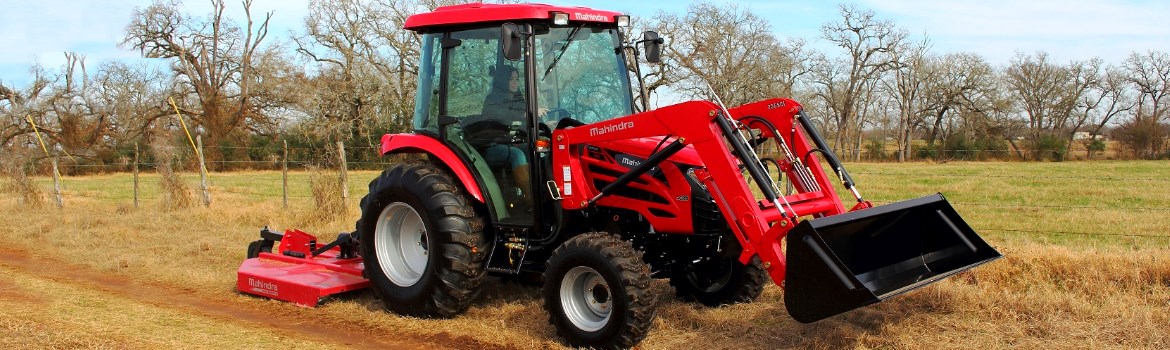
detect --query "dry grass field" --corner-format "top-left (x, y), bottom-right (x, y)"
top-left (1, 161), bottom-right (1168, 349)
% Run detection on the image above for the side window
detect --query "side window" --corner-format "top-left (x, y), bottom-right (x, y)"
top-left (447, 28), bottom-right (523, 121)
top-left (447, 28), bottom-right (530, 160)
top-left (412, 33), bottom-right (441, 132)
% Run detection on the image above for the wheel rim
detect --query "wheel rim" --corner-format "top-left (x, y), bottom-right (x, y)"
top-left (560, 266), bottom-right (612, 332)
top-left (374, 202), bottom-right (429, 287)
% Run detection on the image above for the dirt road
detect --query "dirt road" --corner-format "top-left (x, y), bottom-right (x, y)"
top-left (0, 249), bottom-right (510, 350)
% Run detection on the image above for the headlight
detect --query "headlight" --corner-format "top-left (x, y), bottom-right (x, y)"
top-left (551, 12), bottom-right (569, 25)
top-left (615, 15), bottom-right (630, 27)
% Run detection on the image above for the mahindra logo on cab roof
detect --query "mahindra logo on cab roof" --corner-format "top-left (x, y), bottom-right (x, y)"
top-left (574, 12), bottom-right (608, 22)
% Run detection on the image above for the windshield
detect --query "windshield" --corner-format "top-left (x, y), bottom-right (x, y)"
top-left (534, 26), bottom-right (633, 125)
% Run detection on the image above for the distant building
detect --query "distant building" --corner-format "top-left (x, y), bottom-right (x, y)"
top-left (1072, 131), bottom-right (1106, 141)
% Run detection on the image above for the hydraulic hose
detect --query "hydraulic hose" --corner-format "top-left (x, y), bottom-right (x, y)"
top-left (794, 111), bottom-right (863, 202)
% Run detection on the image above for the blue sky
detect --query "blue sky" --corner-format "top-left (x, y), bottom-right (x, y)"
top-left (2, 0), bottom-right (1168, 87)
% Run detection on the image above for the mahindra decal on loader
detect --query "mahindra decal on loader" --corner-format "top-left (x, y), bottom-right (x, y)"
top-left (237, 3), bottom-right (1000, 349)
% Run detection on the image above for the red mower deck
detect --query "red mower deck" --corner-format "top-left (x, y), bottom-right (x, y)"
top-left (236, 229), bottom-right (368, 306)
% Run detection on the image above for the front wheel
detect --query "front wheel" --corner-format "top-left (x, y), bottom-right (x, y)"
top-left (543, 232), bottom-right (657, 349)
top-left (357, 161), bottom-right (486, 318)
top-left (670, 256), bottom-right (767, 306)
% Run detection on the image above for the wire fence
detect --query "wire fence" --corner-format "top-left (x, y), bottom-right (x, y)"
top-left (26, 144), bottom-right (395, 171)
top-left (5, 143), bottom-right (1169, 242)
top-left (13, 145), bottom-right (1165, 176)
top-left (977, 228), bottom-right (1170, 240)
top-left (944, 201), bottom-right (1168, 212)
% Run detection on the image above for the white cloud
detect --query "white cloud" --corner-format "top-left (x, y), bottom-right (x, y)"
top-left (2, 0), bottom-right (1163, 85)
top-left (0, 0), bottom-right (143, 69)
top-left (0, 0), bottom-right (308, 84)
top-left (859, 0), bottom-right (1170, 63)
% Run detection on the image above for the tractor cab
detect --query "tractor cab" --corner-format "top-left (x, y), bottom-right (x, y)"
top-left (408, 4), bottom-right (639, 227)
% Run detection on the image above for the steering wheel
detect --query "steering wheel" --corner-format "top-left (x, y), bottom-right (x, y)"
top-left (539, 108), bottom-right (572, 135)
top-left (463, 120), bottom-right (526, 145)
top-left (554, 116), bottom-right (586, 130)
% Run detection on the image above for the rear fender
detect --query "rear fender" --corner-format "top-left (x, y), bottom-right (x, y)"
top-left (380, 133), bottom-right (485, 203)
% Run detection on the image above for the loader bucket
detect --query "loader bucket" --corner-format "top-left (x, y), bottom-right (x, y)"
top-left (783, 193), bottom-right (1000, 323)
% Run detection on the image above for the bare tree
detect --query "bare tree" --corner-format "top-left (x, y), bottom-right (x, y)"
top-left (1124, 50), bottom-right (1170, 122)
top-left (922, 53), bottom-right (997, 152)
top-left (1072, 65), bottom-right (1134, 159)
top-left (1005, 52), bottom-right (1099, 159)
top-left (882, 37), bottom-right (931, 161)
top-left (292, 0), bottom-right (377, 140)
top-left (1120, 50), bottom-right (1170, 157)
top-left (42, 53), bottom-right (118, 163)
top-left (90, 61), bottom-right (179, 145)
top-left (813, 4), bottom-right (906, 154)
top-left (241, 45), bottom-right (302, 136)
top-left (1, 69), bottom-right (53, 155)
top-left (292, 0), bottom-right (473, 147)
top-left (653, 1), bottom-right (808, 107)
top-left (5, 56), bottom-right (178, 168)
top-left (123, 0), bottom-right (272, 164)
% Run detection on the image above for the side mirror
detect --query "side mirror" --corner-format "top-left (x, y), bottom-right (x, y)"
top-left (642, 31), bottom-right (663, 63)
top-left (502, 23), bottom-right (523, 61)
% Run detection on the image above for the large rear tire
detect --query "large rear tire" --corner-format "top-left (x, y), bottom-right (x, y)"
top-left (543, 232), bottom-right (657, 349)
top-left (357, 161), bottom-right (486, 317)
top-left (670, 256), bottom-right (766, 306)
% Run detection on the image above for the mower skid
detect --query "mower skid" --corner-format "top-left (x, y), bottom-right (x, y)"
top-left (783, 193), bottom-right (1001, 323)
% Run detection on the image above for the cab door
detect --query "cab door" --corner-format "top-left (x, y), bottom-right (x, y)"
top-left (416, 27), bottom-right (537, 226)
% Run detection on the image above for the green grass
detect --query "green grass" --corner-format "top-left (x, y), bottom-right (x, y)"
top-left (33, 161), bottom-right (1170, 249)
top-left (43, 170), bottom-right (383, 205)
top-left (842, 161), bottom-right (1170, 248)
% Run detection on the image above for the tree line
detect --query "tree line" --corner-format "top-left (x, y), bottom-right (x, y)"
top-left (2, 0), bottom-right (1168, 174)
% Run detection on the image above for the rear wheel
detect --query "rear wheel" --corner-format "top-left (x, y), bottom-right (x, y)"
top-left (357, 161), bottom-right (486, 317)
top-left (670, 256), bottom-right (767, 306)
top-left (543, 232), bottom-right (657, 349)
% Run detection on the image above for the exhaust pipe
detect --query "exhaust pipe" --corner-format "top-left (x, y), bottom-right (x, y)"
top-left (783, 193), bottom-right (1001, 323)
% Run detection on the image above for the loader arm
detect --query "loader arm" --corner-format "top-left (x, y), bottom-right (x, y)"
top-left (728, 98), bottom-right (852, 218)
top-left (552, 98), bottom-right (1001, 323)
top-left (551, 100), bottom-right (796, 283)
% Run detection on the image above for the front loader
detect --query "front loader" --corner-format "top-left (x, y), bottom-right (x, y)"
top-left (237, 3), bottom-right (1000, 349)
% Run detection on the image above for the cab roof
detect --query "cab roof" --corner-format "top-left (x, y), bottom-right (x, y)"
top-left (404, 2), bottom-right (624, 31)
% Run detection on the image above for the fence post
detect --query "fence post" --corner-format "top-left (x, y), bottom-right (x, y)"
top-left (282, 140), bottom-right (289, 209)
top-left (196, 135), bottom-right (211, 207)
top-left (133, 142), bottom-right (140, 208)
top-left (51, 156), bottom-right (63, 209)
top-left (338, 141), bottom-right (349, 203)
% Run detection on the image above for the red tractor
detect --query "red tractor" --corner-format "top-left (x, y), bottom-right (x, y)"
top-left (238, 3), bottom-right (1000, 349)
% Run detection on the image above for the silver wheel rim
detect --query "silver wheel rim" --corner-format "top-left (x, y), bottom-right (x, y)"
top-left (560, 266), bottom-right (612, 332)
top-left (374, 202), bottom-right (429, 287)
